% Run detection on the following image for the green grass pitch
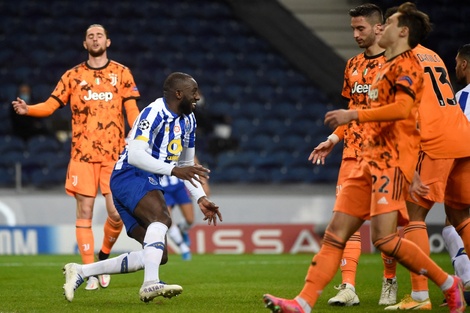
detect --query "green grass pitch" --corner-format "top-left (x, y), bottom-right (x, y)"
top-left (0, 253), bottom-right (456, 312)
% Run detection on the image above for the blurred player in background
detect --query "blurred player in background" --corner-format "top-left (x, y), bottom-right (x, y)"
top-left (164, 155), bottom-right (210, 261)
top-left (12, 24), bottom-right (140, 290)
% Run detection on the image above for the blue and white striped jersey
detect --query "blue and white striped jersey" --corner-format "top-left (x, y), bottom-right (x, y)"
top-left (457, 83), bottom-right (470, 121)
top-left (115, 97), bottom-right (197, 171)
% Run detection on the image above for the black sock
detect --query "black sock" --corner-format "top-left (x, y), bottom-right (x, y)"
top-left (98, 250), bottom-right (110, 261)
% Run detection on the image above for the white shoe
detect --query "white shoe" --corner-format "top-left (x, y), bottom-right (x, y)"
top-left (85, 276), bottom-right (99, 290)
top-left (328, 283), bottom-right (360, 306)
top-left (63, 263), bottom-right (85, 302)
top-left (379, 277), bottom-right (398, 305)
top-left (139, 280), bottom-right (183, 303)
top-left (98, 274), bottom-right (111, 288)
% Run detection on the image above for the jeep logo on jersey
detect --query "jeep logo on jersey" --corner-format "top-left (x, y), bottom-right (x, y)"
top-left (368, 88), bottom-right (379, 100)
top-left (83, 90), bottom-right (113, 102)
top-left (351, 82), bottom-right (371, 94)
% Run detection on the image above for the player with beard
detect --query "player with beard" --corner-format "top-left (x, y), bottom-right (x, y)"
top-left (12, 24), bottom-right (140, 290)
top-left (62, 72), bottom-right (222, 304)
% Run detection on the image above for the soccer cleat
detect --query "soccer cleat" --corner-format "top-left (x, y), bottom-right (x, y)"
top-left (98, 274), bottom-right (111, 288)
top-left (85, 276), bottom-right (99, 290)
top-left (263, 294), bottom-right (305, 313)
top-left (139, 280), bottom-right (183, 303)
top-left (328, 283), bottom-right (360, 306)
top-left (379, 277), bottom-right (398, 305)
top-left (384, 295), bottom-right (431, 310)
top-left (181, 251), bottom-right (192, 261)
top-left (443, 275), bottom-right (466, 313)
top-left (63, 263), bottom-right (85, 302)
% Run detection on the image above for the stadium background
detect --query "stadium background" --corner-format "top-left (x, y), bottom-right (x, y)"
top-left (0, 0), bottom-right (464, 255)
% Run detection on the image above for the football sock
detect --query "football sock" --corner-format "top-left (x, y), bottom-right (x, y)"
top-left (168, 224), bottom-right (190, 254)
top-left (374, 232), bottom-right (447, 287)
top-left (101, 216), bottom-right (123, 255)
top-left (442, 225), bottom-right (470, 285)
top-left (295, 296), bottom-right (312, 313)
top-left (404, 221), bottom-right (429, 295)
top-left (381, 252), bottom-right (397, 279)
top-left (143, 222), bottom-right (167, 282)
top-left (455, 218), bottom-right (470, 261)
top-left (81, 250), bottom-right (145, 277)
top-left (76, 218), bottom-right (94, 264)
top-left (299, 230), bottom-right (345, 308)
top-left (178, 221), bottom-right (191, 233)
top-left (341, 231), bottom-right (361, 286)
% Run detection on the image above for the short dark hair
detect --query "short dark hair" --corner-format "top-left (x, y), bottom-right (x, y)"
top-left (349, 3), bottom-right (383, 25)
top-left (85, 24), bottom-right (109, 39)
top-left (163, 72), bottom-right (193, 93)
top-left (396, 2), bottom-right (432, 48)
top-left (458, 44), bottom-right (470, 62)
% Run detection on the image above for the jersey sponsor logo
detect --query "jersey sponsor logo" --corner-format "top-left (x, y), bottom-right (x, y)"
top-left (174, 125), bottom-right (181, 133)
top-left (351, 82), bottom-right (371, 94)
top-left (83, 90), bottom-right (113, 102)
top-left (368, 88), bottom-right (379, 101)
top-left (138, 119), bottom-right (150, 131)
top-left (168, 138), bottom-right (182, 155)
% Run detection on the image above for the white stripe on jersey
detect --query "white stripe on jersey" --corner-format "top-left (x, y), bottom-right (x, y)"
top-left (456, 83), bottom-right (470, 121)
top-left (115, 97), bottom-right (197, 171)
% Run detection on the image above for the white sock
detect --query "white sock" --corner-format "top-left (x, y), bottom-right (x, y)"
top-left (344, 282), bottom-right (355, 292)
top-left (443, 225), bottom-right (470, 285)
top-left (440, 275), bottom-right (455, 292)
top-left (143, 222), bottom-right (168, 282)
top-left (411, 291), bottom-right (429, 302)
top-left (168, 224), bottom-right (190, 253)
top-left (81, 250), bottom-right (145, 277)
top-left (178, 221), bottom-right (191, 233)
top-left (295, 296), bottom-right (311, 313)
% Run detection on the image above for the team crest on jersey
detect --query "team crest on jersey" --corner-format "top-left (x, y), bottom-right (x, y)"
top-left (184, 120), bottom-right (191, 132)
top-left (138, 119), bottom-right (150, 131)
top-left (109, 73), bottom-right (118, 86)
top-left (148, 176), bottom-right (158, 185)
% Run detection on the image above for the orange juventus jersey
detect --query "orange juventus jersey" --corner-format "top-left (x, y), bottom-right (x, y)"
top-left (414, 45), bottom-right (470, 158)
top-left (339, 51), bottom-right (385, 159)
top-left (361, 50), bottom-right (423, 182)
top-left (51, 60), bottom-right (140, 162)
